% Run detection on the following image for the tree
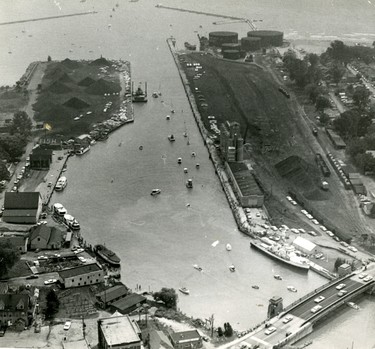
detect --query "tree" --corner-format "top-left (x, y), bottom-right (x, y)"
top-left (10, 111), bottom-right (32, 136)
top-left (0, 162), bottom-right (9, 181)
top-left (45, 289), bottom-right (60, 319)
top-left (0, 134), bottom-right (27, 161)
top-left (305, 84), bottom-right (324, 103)
top-left (333, 110), bottom-right (360, 138)
top-left (217, 327), bottom-right (223, 337)
top-left (352, 86), bottom-right (371, 109)
top-left (153, 288), bottom-right (177, 309)
top-left (224, 322), bottom-right (233, 337)
top-left (315, 95), bottom-right (331, 113)
top-left (47, 55), bottom-right (52, 62)
top-left (319, 112), bottom-right (330, 125)
top-left (0, 240), bottom-right (20, 278)
top-left (326, 40), bottom-right (348, 62)
top-left (334, 257), bottom-right (345, 271)
top-left (329, 64), bottom-right (345, 84)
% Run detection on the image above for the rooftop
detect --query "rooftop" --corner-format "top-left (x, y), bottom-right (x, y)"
top-left (111, 293), bottom-right (146, 312)
top-left (292, 236), bottom-right (316, 252)
top-left (96, 284), bottom-right (129, 303)
top-left (4, 192), bottom-right (41, 210)
top-left (59, 263), bottom-right (101, 279)
top-left (228, 162), bottom-right (263, 196)
top-left (170, 330), bottom-right (201, 344)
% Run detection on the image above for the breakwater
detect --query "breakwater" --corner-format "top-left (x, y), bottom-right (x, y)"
top-left (0, 11), bottom-right (97, 26)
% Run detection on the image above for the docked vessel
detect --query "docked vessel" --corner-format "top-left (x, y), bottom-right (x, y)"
top-left (179, 287), bottom-right (190, 295)
top-left (132, 82), bottom-right (148, 102)
top-left (250, 241), bottom-right (310, 271)
top-left (75, 145), bottom-right (90, 155)
top-left (226, 243), bottom-right (232, 251)
top-left (63, 213), bottom-right (80, 230)
top-left (186, 179), bottom-right (193, 189)
top-left (55, 176), bottom-right (67, 191)
top-left (94, 244), bottom-right (121, 266)
top-left (53, 203), bottom-right (67, 216)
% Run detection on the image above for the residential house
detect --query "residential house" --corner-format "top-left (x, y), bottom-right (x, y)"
top-left (29, 225), bottom-right (63, 250)
top-left (3, 192), bottom-right (42, 224)
top-left (169, 330), bottom-right (202, 349)
top-left (109, 293), bottom-right (146, 315)
top-left (98, 312), bottom-right (142, 349)
top-left (0, 234), bottom-right (29, 253)
top-left (29, 147), bottom-right (53, 170)
top-left (95, 284), bottom-right (129, 309)
top-left (58, 263), bottom-right (104, 288)
top-left (150, 330), bottom-right (174, 349)
top-left (0, 294), bottom-right (30, 328)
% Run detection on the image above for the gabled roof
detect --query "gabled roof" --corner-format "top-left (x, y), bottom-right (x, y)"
top-left (111, 293), bottom-right (146, 312)
top-left (96, 284), bottom-right (129, 303)
top-left (30, 225), bottom-right (51, 242)
top-left (59, 263), bottom-right (101, 279)
top-left (4, 192), bottom-right (41, 210)
top-left (0, 294), bottom-right (29, 312)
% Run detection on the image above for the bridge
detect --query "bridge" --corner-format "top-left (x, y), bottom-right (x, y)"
top-left (224, 266), bottom-right (375, 349)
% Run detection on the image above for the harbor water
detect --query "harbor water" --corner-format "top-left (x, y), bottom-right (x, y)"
top-left (0, 0), bottom-right (374, 347)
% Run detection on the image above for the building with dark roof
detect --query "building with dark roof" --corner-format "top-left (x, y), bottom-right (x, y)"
top-left (169, 330), bottom-right (202, 349)
top-left (98, 312), bottom-right (142, 349)
top-left (3, 192), bottom-right (42, 224)
top-left (29, 225), bottom-right (63, 250)
top-left (58, 263), bottom-right (104, 288)
top-left (0, 294), bottom-right (30, 328)
top-left (96, 284), bottom-right (129, 309)
top-left (109, 293), bottom-right (146, 315)
top-left (30, 146), bottom-right (53, 170)
top-left (0, 234), bottom-right (29, 253)
top-left (226, 162), bottom-right (264, 208)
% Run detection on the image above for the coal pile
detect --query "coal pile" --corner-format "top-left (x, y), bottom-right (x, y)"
top-left (63, 97), bottom-right (90, 109)
top-left (78, 76), bottom-right (96, 87)
top-left (86, 78), bottom-right (120, 95)
top-left (90, 57), bottom-right (110, 66)
top-left (48, 81), bottom-right (72, 94)
top-left (61, 58), bottom-right (81, 69)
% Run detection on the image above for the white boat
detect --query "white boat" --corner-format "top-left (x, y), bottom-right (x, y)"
top-left (63, 213), bottom-right (80, 230)
top-left (274, 275), bottom-right (282, 280)
top-left (168, 134), bottom-right (175, 142)
top-left (226, 243), bottom-right (232, 251)
top-left (53, 203), bottom-right (67, 216)
top-left (55, 176), bottom-right (67, 191)
top-left (186, 179), bottom-right (193, 189)
top-left (184, 168), bottom-right (188, 173)
top-left (151, 189), bottom-right (161, 196)
top-left (287, 285), bottom-right (297, 292)
top-left (193, 264), bottom-right (203, 272)
top-left (347, 302), bottom-right (360, 310)
top-left (177, 157), bottom-right (182, 164)
top-left (75, 145), bottom-right (90, 155)
top-left (166, 115), bottom-right (170, 120)
top-left (229, 265), bottom-right (236, 272)
top-left (179, 287), bottom-right (189, 295)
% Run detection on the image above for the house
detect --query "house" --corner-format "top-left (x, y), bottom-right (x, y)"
top-left (98, 312), bottom-right (142, 349)
top-left (109, 293), bottom-right (146, 315)
top-left (58, 263), bottom-right (104, 288)
top-left (29, 225), bottom-right (63, 250)
top-left (0, 234), bottom-right (29, 253)
top-left (29, 147), bottom-right (53, 170)
top-left (95, 284), bottom-right (129, 309)
top-left (0, 294), bottom-right (30, 328)
top-left (169, 330), bottom-right (202, 349)
top-left (2, 192), bottom-right (42, 224)
top-left (149, 330), bottom-right (174, 349)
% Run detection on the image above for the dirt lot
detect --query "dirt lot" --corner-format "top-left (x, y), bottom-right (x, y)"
top-left (180, 52), bottom-right (374, 251)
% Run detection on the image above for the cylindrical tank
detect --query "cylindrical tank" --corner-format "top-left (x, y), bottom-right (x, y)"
top-left (241, 37), bottom-right (261, 51)
top-left (209, 31), bottom-right (238, 47)
top-left (221, 42), bottom-right (241, 51)
top-left (222, 50), bottom-right (240, 60)
top-left (247, 30), bottom-right (284, 47)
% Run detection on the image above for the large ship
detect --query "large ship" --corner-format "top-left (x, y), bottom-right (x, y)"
top-left (250, 240), bottom-right (310, 271)
top-left (94, 244), bottom-right (121, 266)
top-left (132, 82), bottom-right (148, 102)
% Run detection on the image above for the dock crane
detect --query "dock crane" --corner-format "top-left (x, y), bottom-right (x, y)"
top-left (212, 18), bottom-right (263, 31)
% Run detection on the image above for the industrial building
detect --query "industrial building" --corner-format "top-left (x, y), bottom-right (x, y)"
top-left (58, 263), bottom-right (104, 288)
top-left (219, 121), bottom-right (244, 162)
top-left (97, 312), bottom-right (142, 349)
top-left (226, 162), bottom-right (264, 208)
top-left (2, 192), bottom-right (42, 224)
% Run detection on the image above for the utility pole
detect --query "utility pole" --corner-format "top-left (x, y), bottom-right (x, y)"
top-left (210, 314), bottom-right (214, 338)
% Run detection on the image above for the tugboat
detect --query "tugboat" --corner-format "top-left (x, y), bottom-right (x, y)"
top-left (186, 179), bottom-right (193, 188)
top-left (168, 134), bottom-right (175, 142)
top-left (94, 244), bottom-right (121, 267)
top-left (132, 82), bottom-right (148, 102)
top-left (179, 287), bottom-right (190, 295)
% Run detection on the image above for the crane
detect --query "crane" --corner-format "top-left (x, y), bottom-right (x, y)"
top-left (213, 18), bottom-right (263, 31)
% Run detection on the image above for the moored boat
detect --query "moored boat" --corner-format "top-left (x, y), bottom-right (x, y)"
top-left (63, 213), bottom-right (80, 230)
top-left (94, 244), bottom-right (121, 266)
top-left (132, 82), bottom-right (148, 102)
top-left (274, 274), bottom-right (282, 280)
top-left (53, 203), bottom-right (67, 216)
top-left (186, 179), bottom-right (193, 188)
top-left (179, 287), bottom-right (190, 295)
top-left (226, 243), bottom-right (232, 251)
top-left (55, 176), bottom-right (67, 191)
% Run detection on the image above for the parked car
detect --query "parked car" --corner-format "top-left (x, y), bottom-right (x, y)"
top-left (264, 326), bottom-right (276, 335)
top-left (44, 279), bottom-right (57, 285)
top-left (63, 320), bottom-right (72, 330)
top-left (26, 275), bottom-right (39, 280)
top-left (336, 283), bottom-right (346, 290)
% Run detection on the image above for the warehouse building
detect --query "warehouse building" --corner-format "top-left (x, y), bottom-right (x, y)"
top-left (3, 192), bottom-right (42, 224)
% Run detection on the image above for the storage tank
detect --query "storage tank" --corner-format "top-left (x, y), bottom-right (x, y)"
top-left (247, 30), bottom-right (284, 47)
top-left (209, 31), bottom-right (238, 47)
top-left (241, 37), bottom-right (261, 51)
top-left (222, 49), bottom-right (240, 60)
top-left (222, 42), bottom-right (241, 51)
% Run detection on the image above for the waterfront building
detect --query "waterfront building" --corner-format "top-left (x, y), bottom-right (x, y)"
top-left (58, 263), bottom-right (104, 288)
top-left (97, 312), bottom-right (142, 349)
top-left (95, 284), bottom-right (129, 309)
top-left (29, 225), bottom-right (63, 250)
top-left (150, 330), bottom-right (174, 349)
top-left (29, 147), bottom-right (53, 170)
top-left (292, 236), bottom-right (317, 255)
top-left (3, 192), bottom-right (42, 224)
top-left (0, 234), bottom-right (29, 253)
top-left (219, 121), bottom-right (243, 162)
top-left (169, 330), bottom-right (202, 349)
top-left (109, 293), bottom-right (146, 315)
top-left (0, 294), bottom-right (30, 329)
top-left (225, 162), bottom-right (264, 208)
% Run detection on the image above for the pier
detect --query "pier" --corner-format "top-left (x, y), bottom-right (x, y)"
top-left (0, 11), bottom-right (97, 26)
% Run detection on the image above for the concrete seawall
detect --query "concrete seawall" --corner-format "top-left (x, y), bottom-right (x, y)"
top-left (166, 38), bottom-right (255, 238)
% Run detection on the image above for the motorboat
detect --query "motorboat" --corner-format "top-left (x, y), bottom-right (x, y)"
top-left (177, 157), bottom-right (182, 164)
top-left (196, 163), bottom-right (200, 169)
top-left (55, 176), bottom-right (67, 191)
top-left (166, 115), bottom-right (170, 120)
top-left (252, 285), bottom-right (259, 289)
top-left (63, 213), bottom-right (80, 230)
top-left (183, 131), bottom-right (188, 137)
top-left (53, 203), bottom-right (67, 216)
top-left (151, 189), bottom-right (161, 196)
top-left (139, 145), bottom-right (143, 150)
top-left (186, 179), bottom-right (193, 189)
top-left (229, 265), bottom-right (236, 272)
top-left (226, 244), bottom-right (232, 251)
top-left (184, 168), bottom-right (188, 173)
top-left (287, 286), bottom-right (297, 292)
top-left (193, 264), bottom-right (203, 272)
top-left (168, 134), bottom-right (175, 142)
top-left (179, 287), bottom-right (190, 295)
top-left (274, 275), bottom-right (282, 280)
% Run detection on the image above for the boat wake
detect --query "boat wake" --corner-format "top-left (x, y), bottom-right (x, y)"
top-left (128, 220), bottom-right (145, 226)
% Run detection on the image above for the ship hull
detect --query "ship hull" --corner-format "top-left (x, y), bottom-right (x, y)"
top-left (94, 245), bottom-right (121, 266)
top-left (250, 241), bottom-right (310, 271)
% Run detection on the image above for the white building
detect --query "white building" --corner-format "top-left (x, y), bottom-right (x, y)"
top-left (292, 236), bottom-right (317, 255)
top-left (58, 263), bottom-right (104, 288)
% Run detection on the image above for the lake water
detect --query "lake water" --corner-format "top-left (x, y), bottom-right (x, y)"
top-left (0, 0), bottom-right (374, 347)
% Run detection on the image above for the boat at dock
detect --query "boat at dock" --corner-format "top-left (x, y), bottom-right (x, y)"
top-left (75, 145), bottom-right (90, 155)
top-left (250, 241), bottom-right (310, 271)
top-left (53, 203), bottom-right (67, 216)
top-left (63, 213), bottom-right (80, 230)
top-left (179, 287), bottom-right (190, 295)
top-left (55, 176), bottom-right (67, 191)
top-left (94, 244), bottom-right (121, 266)
top-left (132, 82), bottom-right (148, 102)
